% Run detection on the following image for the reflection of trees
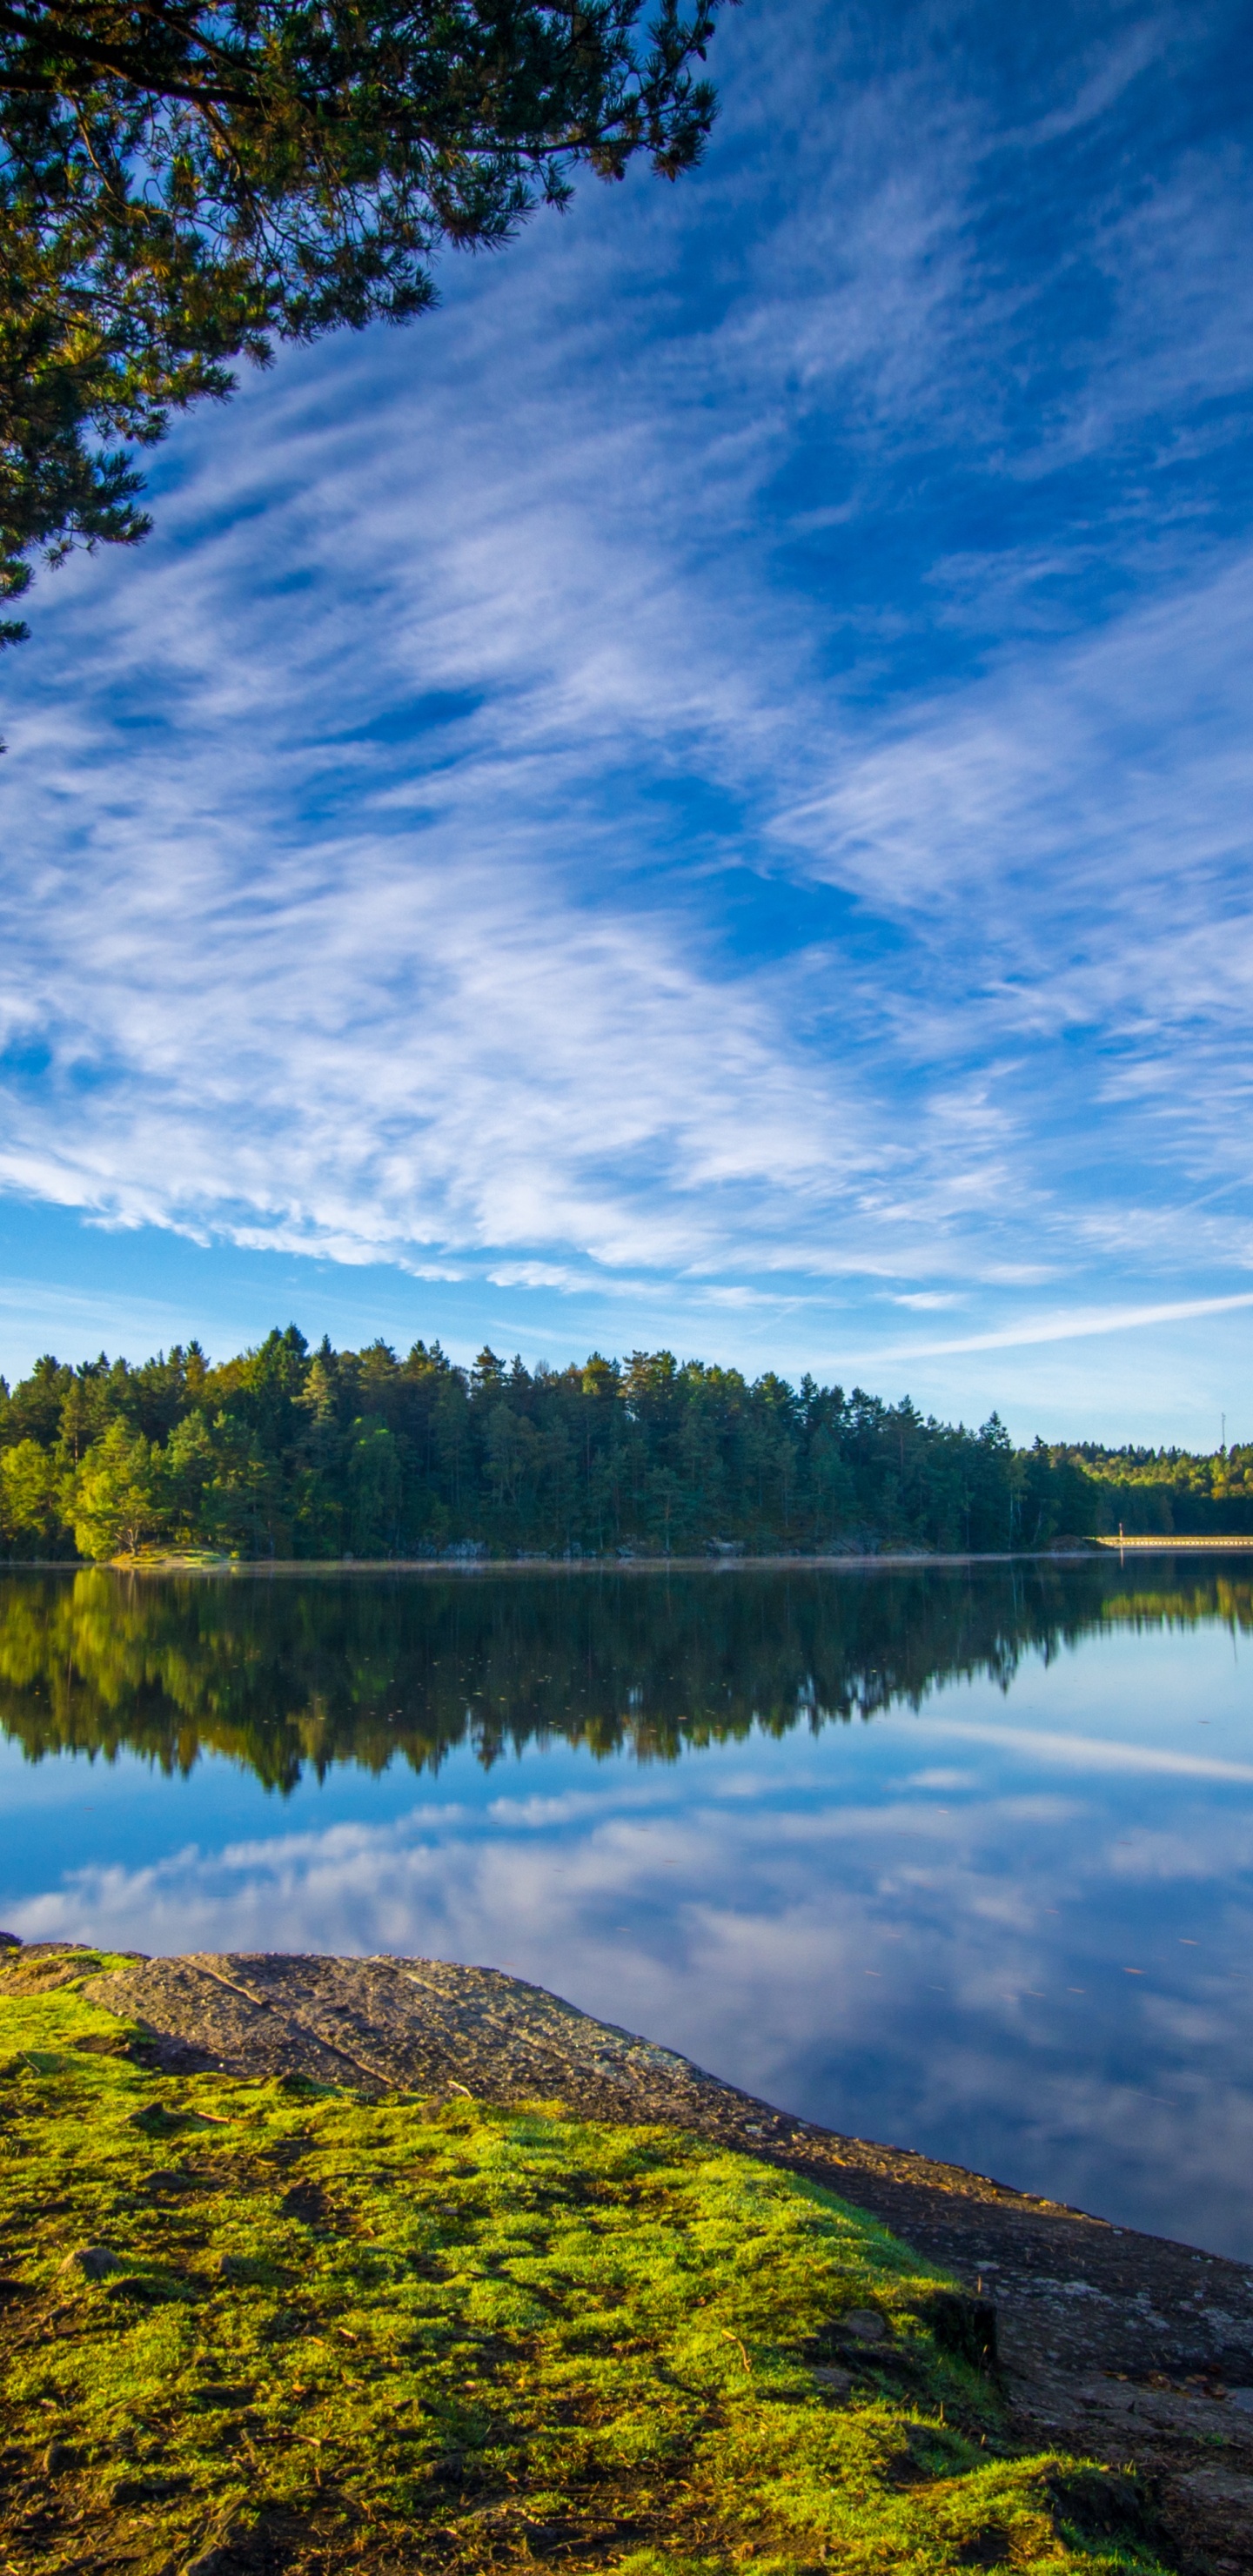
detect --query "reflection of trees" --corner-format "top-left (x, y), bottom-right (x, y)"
top-left (1098, 1578), bottom-right (1253, 1632)
top-left (0, 1563), bottom-right (1249, 1796)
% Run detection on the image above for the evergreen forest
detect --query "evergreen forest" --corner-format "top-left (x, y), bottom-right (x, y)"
top-left (1, 1326), bottom-right (1250, 1562)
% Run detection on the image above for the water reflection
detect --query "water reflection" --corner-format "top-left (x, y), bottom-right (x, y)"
top-left (2, 1559), bottom-right (1249, 1784)
top-left (1, 1561), bottom-right (1251, 2257)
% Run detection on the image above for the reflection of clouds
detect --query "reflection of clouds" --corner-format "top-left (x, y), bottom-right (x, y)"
top-left (15, 1763), bottom-right (1253, 2254)
top-left (1141, 1993), bottom-right (1236, 2050)
top-left (903, 1720), bottom-right (1253, 1784)
top-left (1101, 1824), bottom-right (1253, 1881)
top-left (486, 1786), bottom-right (672, 1827)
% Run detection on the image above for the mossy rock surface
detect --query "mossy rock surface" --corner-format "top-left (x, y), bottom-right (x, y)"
top-left (0, 1954), bottom-right (1168, 2576)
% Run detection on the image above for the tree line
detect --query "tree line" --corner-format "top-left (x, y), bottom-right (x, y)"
top-left (0, 1325), bottom-right (1249, 1561)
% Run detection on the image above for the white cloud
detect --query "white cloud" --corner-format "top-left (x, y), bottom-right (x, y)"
top-left (847, 1291), bottom-right (1253, 1362)
top-left (2, 0), bottom-right (1252, 1387)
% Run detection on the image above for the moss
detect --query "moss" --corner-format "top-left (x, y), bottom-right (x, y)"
top-left (0, 1958), bottom-right (1167, 2575)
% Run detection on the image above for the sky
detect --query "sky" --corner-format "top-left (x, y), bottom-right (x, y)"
top-left (3, 0), bottom-right (1253, 1444)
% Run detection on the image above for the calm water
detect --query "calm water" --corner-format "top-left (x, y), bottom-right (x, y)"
top-left (2, 1558), bottom-right (1251, 2257)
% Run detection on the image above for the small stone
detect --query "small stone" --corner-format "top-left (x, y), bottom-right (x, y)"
top-left (811, 2365), bottom-right (853, 2396)
top-left (61, 2244), bottom-right (120, 2280)
top-left (842, 2308), bottom-right (888, 2342)
top-left (44, 2438), bottom-right (71, 2474)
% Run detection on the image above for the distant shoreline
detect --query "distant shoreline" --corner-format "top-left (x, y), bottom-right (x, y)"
top-left (6, 1539), bottom-right (1253, 1576)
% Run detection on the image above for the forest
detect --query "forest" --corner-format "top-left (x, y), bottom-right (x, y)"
top-left (1, 1326), bottom-right (1250, 1561)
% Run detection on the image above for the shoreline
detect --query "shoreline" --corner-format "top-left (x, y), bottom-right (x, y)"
top-left (7, 1936), bottom-right (1253, 2566)
top-left (6, 1941), bottom-right (1253, 2563)
top-left (8, 1541), bottom-right (1249, 1578)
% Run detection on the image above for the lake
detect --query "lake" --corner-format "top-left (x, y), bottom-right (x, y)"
top-left (2, 1555), bottom-right (1250, 2257)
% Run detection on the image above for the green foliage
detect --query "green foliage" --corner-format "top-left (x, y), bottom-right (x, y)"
top-left (0, 1960), bottom-right (1164, 2576)
top-left (0, 1325), bottom-right (1092, 1560)
top-left (1, 1323), bottom-right (1246, 1563)
top-left (68, 1420), bottom-right (164, 1560)
top-left (0, 1434), bottom-right (64, 1544)
top-left (0, 0), bottom-right (727, 641)
top-left (1057, 1439), bottom-right (1253, 1537)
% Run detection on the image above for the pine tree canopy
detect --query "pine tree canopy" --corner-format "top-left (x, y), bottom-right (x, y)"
top-left (5, 1323), bottom-right (1249, 1563)
top-left (0, 0), bottom-right (727, 641)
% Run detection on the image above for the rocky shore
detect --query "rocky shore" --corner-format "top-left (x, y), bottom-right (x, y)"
top-left (6, 1940), bottom-right (1253, 2570)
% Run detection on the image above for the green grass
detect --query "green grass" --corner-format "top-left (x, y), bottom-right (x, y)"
top-left (0, 1955), bottom-right (1168, 2576)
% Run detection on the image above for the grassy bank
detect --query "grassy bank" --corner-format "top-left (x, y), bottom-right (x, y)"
top-left (1, 1955), bottom-right (1167, 2576)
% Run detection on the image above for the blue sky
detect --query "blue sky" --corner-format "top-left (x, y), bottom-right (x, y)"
top-left (3, 0), bottom-right (1253, 1443)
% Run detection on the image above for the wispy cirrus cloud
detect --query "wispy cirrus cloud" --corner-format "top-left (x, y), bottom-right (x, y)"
top-left (846, 1292), bottom-right (1253, 1365)
top-left (1, 1), bottom-right (1252, 1423)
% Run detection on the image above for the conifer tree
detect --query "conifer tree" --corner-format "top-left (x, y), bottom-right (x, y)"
top-left (0, 0), bottom-right (727, 639)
